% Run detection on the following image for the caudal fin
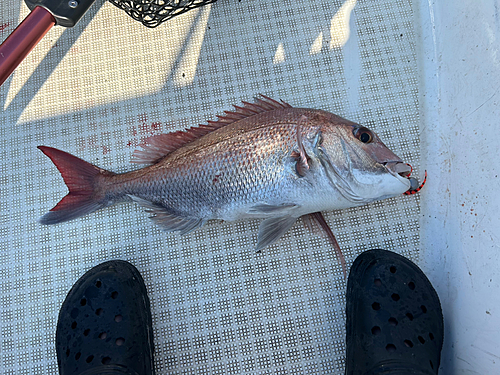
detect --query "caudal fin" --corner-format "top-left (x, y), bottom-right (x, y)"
top-left (38, 146), bottom-right (114, 224)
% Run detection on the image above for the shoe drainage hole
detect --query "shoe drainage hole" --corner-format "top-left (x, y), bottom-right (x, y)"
top-left (391, 293), bottom-right (400, 301)
top-left (429, 332), bottom-right (435, 340)
top-left (115, 314), bottom-right (123, 322)
top-left (80, 298), bottom-right (87, 306)
top-left (406, 313), bottom-right (414, 321)
top-left (408, 281), bottom-right (416, 290)
top-left (371, 302), bottom-right (381, 310)
top-left (404, 339), bottom-right (414, 348)
top-left (75, 352), bottom-right (81, 360)
top-left (421, 305), bottom-right (427, 313)
top-left (390, 266), bottom-right (397, 273)
top-left (95, 308), bottom-right (104, 316)
top-left (71, 321), bottom-right (77, 329)
top-left (86, 355), bottom-right (94, 363)
top-left (83, 329), bottom-right (90, 336)
top-left (374, 278), bottom-right (382, 286)
top-left (96, 280), bottom-right (102, 288)
top-left (386, 344), bottom-right (396, 353)
top-left (99, 332), bottom-right (107, 340)
top-left (102, 357), bottom-right (111, 365)
top-left (418, 336), bottom-right (426, 344)
top-left (371, 326), bottom-right (381, 335)
top-left (388, 317), bottom-right (398, 326)
top-left (65, 348), bottom-right (70, 357)
top-left (111, 291), bottom-right (119, 299)
top-left (116, 337), bottom-right (125, 346)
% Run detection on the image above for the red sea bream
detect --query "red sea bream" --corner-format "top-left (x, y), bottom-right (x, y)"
top-left (38, 96), bottom-right (415, 276)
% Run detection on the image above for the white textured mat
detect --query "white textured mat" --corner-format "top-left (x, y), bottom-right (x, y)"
top-left (0, 0), bottom-right (422, 373)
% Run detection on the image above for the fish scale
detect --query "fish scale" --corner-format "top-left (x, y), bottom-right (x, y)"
top-left (38, 96), bottom-right (415, 277)
top-left (133, 123), bottom-right (299, 220)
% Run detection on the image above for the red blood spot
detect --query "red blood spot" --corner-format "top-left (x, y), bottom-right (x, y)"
top-left (151, 122), bottom-right (162, 132)
top-left (76, 133), bottom-right (111, 155)
top-left (127, 119), bottom-right (164, 150)
top-left (0, 22), bottom-right (11, 32)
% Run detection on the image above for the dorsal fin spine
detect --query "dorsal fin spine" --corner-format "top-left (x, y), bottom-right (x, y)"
top-left (239, 102), bottom-right (261, 114)
top-left (132, 95), bottom-right (293, 165)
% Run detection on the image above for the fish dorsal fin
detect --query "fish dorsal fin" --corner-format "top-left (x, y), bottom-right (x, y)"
top-left (132, 95), bottom-right (293, 164)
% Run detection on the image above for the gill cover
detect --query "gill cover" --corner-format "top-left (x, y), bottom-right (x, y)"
top-left (315, 124), bottom-right (411, 203)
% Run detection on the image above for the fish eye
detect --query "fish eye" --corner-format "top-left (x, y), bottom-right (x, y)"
top-left (353, 127), bottom-right (374, 144)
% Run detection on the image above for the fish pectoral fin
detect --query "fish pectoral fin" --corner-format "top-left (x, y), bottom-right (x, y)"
top-left (256, 215), bottom-right (299, 251)
top-left (128, 195), bottom-right (205, 235)
top-left (248, 203), bottom-right (299, 215)
top-left (293, 115), bottom-right (311, 177)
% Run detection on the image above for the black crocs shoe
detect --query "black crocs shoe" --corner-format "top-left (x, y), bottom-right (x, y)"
top-left (345, 249), bottom-right (443, 375)
top-left (56, 260), bottom-right (155, 375)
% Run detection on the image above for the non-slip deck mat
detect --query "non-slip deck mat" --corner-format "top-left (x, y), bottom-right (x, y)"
top-left (0, 0), bottom-right (422, 373)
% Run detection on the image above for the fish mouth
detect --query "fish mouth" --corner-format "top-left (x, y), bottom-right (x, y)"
top-left (384, 161), bottom-right (412, 182)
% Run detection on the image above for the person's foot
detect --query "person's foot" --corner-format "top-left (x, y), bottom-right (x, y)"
top-left (56, 260), bottom-right (155, 375)
top-left (345, 249), bottom-right (443, 375)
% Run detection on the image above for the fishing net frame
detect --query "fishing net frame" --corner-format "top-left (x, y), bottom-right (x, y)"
top-left (108, 0), bottom-right (219, 28)
top-left (0, 0), bottom-right (217, 86)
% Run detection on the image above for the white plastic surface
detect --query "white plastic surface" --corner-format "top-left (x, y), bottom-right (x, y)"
top-left (417, 1), bottom-right (500, 374)
top-left (1, 0), bottom-right (499, 374)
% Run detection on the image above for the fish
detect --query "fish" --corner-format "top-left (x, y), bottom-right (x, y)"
top-left (38, 95), bottom-right (415, 277)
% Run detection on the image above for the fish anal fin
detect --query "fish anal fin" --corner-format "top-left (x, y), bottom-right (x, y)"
top-left (132, 95), bottom-right (293, 165)
top-left (128, 195), bottom-right (205, 235)
top-left (256, 215), bottom-right (299, 251)
top-left (304, 212), bottom-right (347, 278)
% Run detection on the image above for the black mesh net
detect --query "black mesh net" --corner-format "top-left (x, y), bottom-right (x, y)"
top-left (108, 0), bottom-right (218, 28)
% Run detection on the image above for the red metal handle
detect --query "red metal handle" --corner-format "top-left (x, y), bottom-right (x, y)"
top-left (0, 6), bottom-right (55, 87)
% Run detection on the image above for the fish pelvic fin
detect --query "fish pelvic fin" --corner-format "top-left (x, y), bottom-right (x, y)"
top-left (256, 215), bottom-right (299, 251)
top-left (128, 195), bottom-right (205, 235)
top-left (38, 146), bottom-right (115, 225)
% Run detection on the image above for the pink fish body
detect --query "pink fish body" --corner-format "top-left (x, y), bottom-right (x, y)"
top-left (39, 96), bottom-right (412, 272)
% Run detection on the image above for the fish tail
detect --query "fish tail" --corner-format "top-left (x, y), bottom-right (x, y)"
top-left (38, 146), bottom-right (116, 225)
